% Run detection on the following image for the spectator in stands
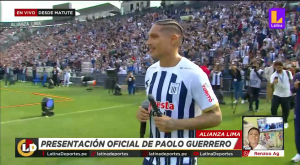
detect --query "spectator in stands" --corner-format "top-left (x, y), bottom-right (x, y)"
top-left (210, 63), bottom-right (225, 104)
top-left (0, 1), bottom-right (298, 98)
top-left (200, 61), bottom-right (210, 78)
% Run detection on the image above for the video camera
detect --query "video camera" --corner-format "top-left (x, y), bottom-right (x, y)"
top-left (81, 76), bottom-right (96, 90)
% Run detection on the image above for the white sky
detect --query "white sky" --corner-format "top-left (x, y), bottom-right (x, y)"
top-left (1, 1), bottom-right (162, 22)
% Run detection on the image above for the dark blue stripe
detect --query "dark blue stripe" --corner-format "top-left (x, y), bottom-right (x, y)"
top-left (165, 73), bottom-right (177, 138)
top-left (165, 74), bottom-right (177, 165)
top-left (176, 158), bottom-right (180, 165)
top-left (148, 72), bottom-right (157, 95)
top-left (148, 72), bottom-right (157, 139)
top-left (149, 157), bottom-right (154, 164)
top-left (156, 71), bottom-right (167, 139)
top-left (189, 99), bottom-right (195, 138)
top-left (180, 158), bottom-right (184, 165)
top-left (188, 100), bottom-right (196, 165)
top-left (177, 82), bottom-right (187, 165)
top-left (148, 72), bottom-right (157, 164)
top-left (178, 82), bottom-right (187, 138)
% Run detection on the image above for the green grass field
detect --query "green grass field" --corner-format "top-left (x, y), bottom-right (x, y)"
top-left (0, 83), bottom-right (297, 165)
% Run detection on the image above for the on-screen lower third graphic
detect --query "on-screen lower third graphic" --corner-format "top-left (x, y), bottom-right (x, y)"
top-left (269, 8), bottom-right (285, 29)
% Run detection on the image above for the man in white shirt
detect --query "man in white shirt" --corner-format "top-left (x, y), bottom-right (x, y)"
top-left (56, 65), bottom-right (62, 86)
top-left (249, 63), bottom-right (264, 112)
top-left (63, 66), bottom-right (71, 87)
top-left (270, 61), bottom-right (293, 129)
top-left (247, 127), bottom-right (267, 150)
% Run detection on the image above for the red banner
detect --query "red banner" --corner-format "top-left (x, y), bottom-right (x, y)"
top-left (196, 130), bottom-right (242, 150)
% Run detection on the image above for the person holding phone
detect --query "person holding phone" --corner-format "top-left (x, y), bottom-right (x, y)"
top-left (248, 63), bottom-right (264, 112)
top-left (126, 72), bottom-right (135, 95)
top-left (229, 64), bottom-right (244, 104)
top-left (270, 61), bottom-right (293, 129)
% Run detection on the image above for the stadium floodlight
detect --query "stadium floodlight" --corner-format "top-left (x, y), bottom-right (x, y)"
top-left (41, 97), bottom-right (54, 117)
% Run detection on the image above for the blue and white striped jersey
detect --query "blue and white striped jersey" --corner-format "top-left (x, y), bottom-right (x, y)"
top-left (145, 57), bottom-right (219, 165)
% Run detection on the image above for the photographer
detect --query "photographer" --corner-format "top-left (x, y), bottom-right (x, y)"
top-left (249, 62), bottom-right (264, 112)
top-left (270, 61), bottom-right (293, 129)
top-left (125, 72), bottom-right (135, 95)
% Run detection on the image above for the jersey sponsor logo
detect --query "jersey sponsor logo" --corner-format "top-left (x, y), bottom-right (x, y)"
top-left (202, 83), bottom-right (213, 102)
top-left (156, 101), bottom-right (174, 110)
top-left (168, 82), bottom-right (180, 95)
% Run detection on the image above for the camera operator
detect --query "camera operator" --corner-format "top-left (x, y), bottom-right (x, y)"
top-left (210, 63), bottom-right (225, 105)
top-left (126, 72), bottom-right (135, 95)
top-left (248, 62), bottom-right (264, 112)
top-left (270, 61), bottom-right (293, 129)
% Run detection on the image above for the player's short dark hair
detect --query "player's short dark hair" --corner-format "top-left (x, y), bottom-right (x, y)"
top-left (154, 19), bottom-right (184, 44)
top-left (274, 61), bottom-right (283, 66)
top-left (248, 127), bottom-right (260, 135)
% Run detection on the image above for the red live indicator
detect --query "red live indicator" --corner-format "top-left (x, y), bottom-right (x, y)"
top-left (15, 9), bottom-right (38, 16)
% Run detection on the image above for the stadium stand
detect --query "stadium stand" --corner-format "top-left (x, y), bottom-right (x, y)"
top-left (0, 1), bottom-right (299, 94)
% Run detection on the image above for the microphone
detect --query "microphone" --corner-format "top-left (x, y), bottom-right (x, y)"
top-left (148, 94), bottom-right (169, 133)
top-left (140, 100), bottom-right (150, 138)
top-left (148, 94), bottom-right (162, 117)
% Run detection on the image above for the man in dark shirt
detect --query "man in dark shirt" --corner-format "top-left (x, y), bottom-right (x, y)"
top-left (32, 65), bottom-right (37, 79)
top-left (4, 64), bottom-right (13, 87)
top-left (52, 67), bottom-right (60, 87)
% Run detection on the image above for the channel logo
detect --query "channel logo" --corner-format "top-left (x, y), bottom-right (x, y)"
top-left (16, 139), bottom-right (37, 157)
top-left (269, 8), bottom-right (285, 29)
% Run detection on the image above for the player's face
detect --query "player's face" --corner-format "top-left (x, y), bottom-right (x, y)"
top-left (248, 129), bottom-right (259, 145)
top-left (146, 25), bottom-right (170, 59)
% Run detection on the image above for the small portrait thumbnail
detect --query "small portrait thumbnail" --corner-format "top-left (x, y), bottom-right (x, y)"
top-left (243, 116), bottom-right (283, 150)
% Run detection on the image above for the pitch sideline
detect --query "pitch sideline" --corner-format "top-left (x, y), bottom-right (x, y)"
top-left (1, 104), bottom-right (136, 125)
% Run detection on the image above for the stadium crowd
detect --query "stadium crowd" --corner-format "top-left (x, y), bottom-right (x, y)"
top-left (0, 1), bottom-right (299, 78)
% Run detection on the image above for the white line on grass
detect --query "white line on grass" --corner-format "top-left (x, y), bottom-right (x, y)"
top-left (1, 104), bottom-right (136, 125)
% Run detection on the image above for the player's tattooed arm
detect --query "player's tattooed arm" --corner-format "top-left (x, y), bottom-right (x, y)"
top-left (172, 105), bottom-right (222, 130)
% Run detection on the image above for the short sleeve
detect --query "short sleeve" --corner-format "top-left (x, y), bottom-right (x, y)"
top-left (190, 72), bottom-right (219, 112)
top-left (270, 73), bottom-right (275, 83)
top-left (288, 71), bottom-right (293, 80)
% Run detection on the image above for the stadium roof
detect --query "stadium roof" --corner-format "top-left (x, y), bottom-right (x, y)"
top-left (77, 3), bottom-right (120, 16)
